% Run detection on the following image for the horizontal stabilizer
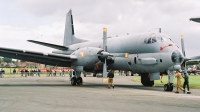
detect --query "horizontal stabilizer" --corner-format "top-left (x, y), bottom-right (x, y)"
top-left (28, 40), bottom-right (68, 50)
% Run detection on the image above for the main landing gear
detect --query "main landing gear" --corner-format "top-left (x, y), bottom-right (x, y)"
top-left (70, 71), bottom-right (83, 86)
top-left (164, 70), bottom-right (174, 91)
top-left (71, 77), bottom-right (83, 86)
top-left (141, 73), bottom-right (154, 87)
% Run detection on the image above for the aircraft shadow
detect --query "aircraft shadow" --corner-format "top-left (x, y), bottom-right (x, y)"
top-left (0, 82), bottom-right (166, 92)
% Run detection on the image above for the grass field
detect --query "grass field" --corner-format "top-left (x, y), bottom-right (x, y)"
top-left (132, 75), bottom-right (200, 89)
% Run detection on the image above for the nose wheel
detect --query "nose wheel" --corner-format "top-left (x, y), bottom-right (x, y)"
top-left (164, 83), bottom-right (174, 91)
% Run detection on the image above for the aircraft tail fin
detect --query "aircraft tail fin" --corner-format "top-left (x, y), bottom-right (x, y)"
top-left (63, 9), bottom-right (88, 46)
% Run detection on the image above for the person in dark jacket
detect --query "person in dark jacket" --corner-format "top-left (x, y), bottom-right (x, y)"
top-left (107, 69), bottom-right (115, 89)
top-left (183, 73), bottom-right (190, 93)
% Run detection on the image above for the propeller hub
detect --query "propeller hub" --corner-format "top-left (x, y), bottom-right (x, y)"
top-left (100, 51), bottom-right (110, 58)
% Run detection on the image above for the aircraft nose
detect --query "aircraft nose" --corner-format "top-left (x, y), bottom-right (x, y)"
top-left (171, 50), bottom-right (184, 64)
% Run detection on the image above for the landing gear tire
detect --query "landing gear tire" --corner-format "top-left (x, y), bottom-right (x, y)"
top-left (93, 73), bottom-right (97, 77)
top-left (141, 74), bottom-right (154, 86)
top-left (71, 77), bottom-right (77, 85)
top-left (76, 77), bottom-right (83, 85)
top-left (164, 83), bottom-right (173, 91)
top-left (164, 84), bottom-right (169, 91)
top-left (169, 84), bottom-right (173, 91)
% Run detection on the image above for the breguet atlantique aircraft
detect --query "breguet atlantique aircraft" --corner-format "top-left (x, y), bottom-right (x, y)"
top-left (0, 10), bottom-right (199, 91)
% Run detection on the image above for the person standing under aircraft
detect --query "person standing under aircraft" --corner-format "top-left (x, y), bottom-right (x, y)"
top-left (59, 69), bottom-right (62, 76)
top-left (53, 70), bottom-right (56, 77)
top-left (62, 69), bottom-right (65, 77)
top-left (13, 68), bottom-right (16, 77)
top-left (21, 69), bottom-right (24, 77)
top-left (69, 70), bottom-right (72, 80)
top-left (174, 70), bottom-right (184, 93)
top-left (160, 72), bottom-right (164, 83)
top-left (107, 69), bottom-right (115, 89)
top-left (183, 73), bottom-right (190, 93)
top-left (38, 69), bottom-right (41, 77)
top-left (49, 69), bottom-right (53, 77)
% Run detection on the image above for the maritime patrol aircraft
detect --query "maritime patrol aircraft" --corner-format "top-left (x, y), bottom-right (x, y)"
top-left (0, 10), bottom-right (199, 91)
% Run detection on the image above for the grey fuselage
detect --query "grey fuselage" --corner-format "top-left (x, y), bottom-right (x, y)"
top-left (61, 32), bottom-right (184, 73)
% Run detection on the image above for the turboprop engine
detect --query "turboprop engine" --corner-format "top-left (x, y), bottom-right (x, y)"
top-left (71, 47), bottom-right (111, 68)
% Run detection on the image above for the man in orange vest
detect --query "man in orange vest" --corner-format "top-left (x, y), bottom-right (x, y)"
top-left (174, 70), bottom-right (184, 93)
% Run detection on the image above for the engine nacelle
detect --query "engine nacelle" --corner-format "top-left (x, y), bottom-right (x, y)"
top-left (71, 47), bottom-right (103, 67)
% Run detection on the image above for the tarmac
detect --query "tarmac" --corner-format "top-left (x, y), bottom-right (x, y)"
top-left (0, 76), bottom-right (200, 112)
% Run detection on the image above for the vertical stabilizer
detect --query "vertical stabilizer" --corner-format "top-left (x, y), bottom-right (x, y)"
top-left (63, 9), bottom-right (74, 46)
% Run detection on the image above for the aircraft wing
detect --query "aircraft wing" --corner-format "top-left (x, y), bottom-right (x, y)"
top-left (190, 17), bottom-right (200, 23)
top-left (27, 40), bottom-right (68, 50)
top-left (0, 47), bottom-right (76, 67)
top-left (190, 55), bottom-right (200, 60)
top-left (185, 60), bottom-right (200, 66)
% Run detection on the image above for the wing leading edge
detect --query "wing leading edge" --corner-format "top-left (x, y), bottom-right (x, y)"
top-left (0, 47), bottom-right (76, 67)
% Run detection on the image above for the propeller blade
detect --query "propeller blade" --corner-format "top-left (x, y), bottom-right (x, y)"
top-left (181, 35), bottom-right (186, 57)
top-left (103, 28), bottom-right (107, 52)
top-left (180, 35), bottom-right (188, 74)
top-left (102, 28), bottom-right (107, 78)
top-left (103, 59), bottom-right (107, 78)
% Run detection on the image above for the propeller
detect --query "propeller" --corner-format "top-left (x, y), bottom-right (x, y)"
top-left (102, 28), bottom-right (108, 78)
top-left (180, 35), bottom-right (191, 74)
top-left (180, 35), bottom-right (187, 73)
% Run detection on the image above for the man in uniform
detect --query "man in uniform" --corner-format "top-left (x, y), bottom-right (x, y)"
top-left (107, 69), bottom-right (115, 89)
top-left (174, 70), bottom-right (184, 93)
top-left (183, 73), bottom-right (191, 93)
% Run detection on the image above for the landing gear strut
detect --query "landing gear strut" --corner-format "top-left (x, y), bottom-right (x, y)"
top-left (164, 70), bottom-right (174, 91)
top-left (141, 73), bottom-right (154, 86)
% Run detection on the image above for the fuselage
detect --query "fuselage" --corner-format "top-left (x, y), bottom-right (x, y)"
top-left (64, 32), bottom-right (184, 73)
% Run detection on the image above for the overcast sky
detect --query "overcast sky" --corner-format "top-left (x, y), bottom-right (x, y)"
top-left (0, 0), bottom-right (200, 57)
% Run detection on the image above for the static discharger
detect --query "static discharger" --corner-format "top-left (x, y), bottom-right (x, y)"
top-left (80, 52), bottom-right (84, 57)
top-left (125, 53), bottom-right (129, 58)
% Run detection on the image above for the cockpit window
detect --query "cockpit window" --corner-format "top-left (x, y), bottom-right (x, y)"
top-left (144, 35), bottom-right (171, 44)
top-left (145, 37), bottom-right (150, 44)
top-left (161, 37), bottom-right (167, 41)
top-left (152, 37), bottom-right (157, 43)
